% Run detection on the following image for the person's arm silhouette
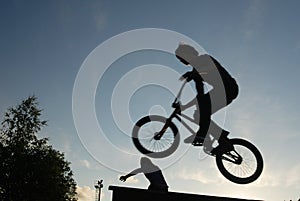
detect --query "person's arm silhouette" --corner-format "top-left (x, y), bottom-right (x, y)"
top-left (119, 157), bottom-right (168, 192)
top-left (178, 68), bottom-right (205, 111)
top-left (120, 168), bottom-right (142, 182)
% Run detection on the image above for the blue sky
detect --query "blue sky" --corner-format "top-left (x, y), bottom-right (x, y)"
top-left (1, 1), bottom-right (300, 201)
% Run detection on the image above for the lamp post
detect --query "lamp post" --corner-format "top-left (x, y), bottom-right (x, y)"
top-left (94, 180), bottom-right (103, 201)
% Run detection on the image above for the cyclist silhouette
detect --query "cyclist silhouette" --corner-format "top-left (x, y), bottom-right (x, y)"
top-left (175, 43), bottom-right (239, 146)
top-left (119, 157), bottom-right (168, 192)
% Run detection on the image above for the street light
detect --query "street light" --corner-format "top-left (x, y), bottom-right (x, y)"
top-left (94, 180), bottom-right (104, 201)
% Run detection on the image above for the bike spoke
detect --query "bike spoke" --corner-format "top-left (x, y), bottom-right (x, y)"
top-left (221, 144), bottom-right (258, 179)
top-left (140, 128), bottom-right (174, 152)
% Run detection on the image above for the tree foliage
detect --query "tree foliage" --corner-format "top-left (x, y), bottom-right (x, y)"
top-left (0, 96), bottom-right (77, 201)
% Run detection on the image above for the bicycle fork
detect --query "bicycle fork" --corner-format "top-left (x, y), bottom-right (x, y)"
top-left (154, 118), bottom-right (173, 140)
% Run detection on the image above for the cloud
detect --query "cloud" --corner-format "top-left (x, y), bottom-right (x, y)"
top-left (79, 160), bottom-right (91, 169)
top-left (177, 166), bottom-right (222, 185)
top-left (76, 186), bottom-right (100, 201)
top-left (41, 127), bottom-right (72, 154)
top-left (229, 90), bottom-right (297, 140)
top-left (76, 159), bottom-right (106, 171)
top-left (251, 162), bottom-right (300, 189)
top-left (286, 163), bottom-right (300, 188)
top-left (90, 1), bottom-right (107, 32)
top-left (126, 176), bottom-right (139, 184)
top-left (254, 167), bottom-right (283, 187)
top-left (57, 1), bottom-right (107, 32)
top-left (242, 0), bottom-right (264, 40)
top-left (93, 11), bottom-right (106, 32)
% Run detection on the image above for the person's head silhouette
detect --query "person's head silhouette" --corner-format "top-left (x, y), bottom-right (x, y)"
top-left (140, 157), bottom-right (152, 166)
top-left (175, 43), bottom-right (199, 65)
top-left (140, 157), bottom-right (158, 173)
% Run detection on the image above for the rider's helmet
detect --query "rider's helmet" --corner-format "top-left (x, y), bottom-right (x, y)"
top-left (175, 42), bottom-right (199, 65)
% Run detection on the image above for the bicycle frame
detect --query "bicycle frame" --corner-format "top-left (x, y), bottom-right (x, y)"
top-left (154, 107), bottom-right (198, 140)
top-left (174, 112), bottom-right (197, 135)
top-left (156, 108), bottom-right (243, 164)
top-left (154, 80), bottom-right (198, 139)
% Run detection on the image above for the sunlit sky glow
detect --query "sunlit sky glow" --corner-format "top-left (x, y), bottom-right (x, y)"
top-left (1, 1), bottom-right (300, 201)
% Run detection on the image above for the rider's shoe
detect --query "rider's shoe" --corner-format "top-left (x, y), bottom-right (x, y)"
top-left (210, 133), bottom-right (233, 155)
top-left (219, 130), bottom-right (230, 140)
top-left (210, 143), bottom-right (233, 155)
top-left (210, 147), bottom-right (219, 156)
top-left (191, 130), bottom-right (207, 146)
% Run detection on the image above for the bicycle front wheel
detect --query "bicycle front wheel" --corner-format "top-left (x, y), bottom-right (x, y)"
top-left (132, 115), bottom-right (179, 158)
top-left (216, 138), bottom-right (263, 184)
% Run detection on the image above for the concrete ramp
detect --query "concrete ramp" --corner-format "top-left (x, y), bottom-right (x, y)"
top-left (109, 186), bottom-right (263, 201)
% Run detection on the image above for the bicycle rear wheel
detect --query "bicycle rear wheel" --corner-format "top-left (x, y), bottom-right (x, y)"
top-left (216, 138), bottom-right (263, 184)
top-left (132, 115), bottom-right (179, 158)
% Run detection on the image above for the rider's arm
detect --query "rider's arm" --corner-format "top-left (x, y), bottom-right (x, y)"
top-left (181, 70), bottom-right (205, 110)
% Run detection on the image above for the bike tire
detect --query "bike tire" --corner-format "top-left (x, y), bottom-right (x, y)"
top-left (216, 138), bottom-right (263, 184)
top-left (132, 115), bottom-right (179, 158)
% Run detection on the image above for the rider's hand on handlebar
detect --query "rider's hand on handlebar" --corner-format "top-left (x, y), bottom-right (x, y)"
top-left (179, 76), bottom-right (186, 81)
top-left (172, 101), bottom-right (181, 109)
top-left (179, 71), bottom-right (193, 82)
top-left (172, 101), bottom-right (187, 113)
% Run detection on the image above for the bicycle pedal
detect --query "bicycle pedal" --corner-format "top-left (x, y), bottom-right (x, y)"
top-left (192, 141), bottom-right (203, 146)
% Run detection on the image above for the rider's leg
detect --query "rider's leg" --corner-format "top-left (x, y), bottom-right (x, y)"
top-left (204, 87), bottom-right (236, 139)
top-left (203, 120), bottom-right (233, 155)
top-left (184, 86), bottom-right (238, 144)
top-left (201, 85), bottom-right (239, 151)
top-left (194, 87), bottom-right (234, 145)
top-left (183, 94), bottom-right (211, 144)
top-left (206, 120), bottom-right (230, 141)
top-left (192, 94), bottom-right (212, 144)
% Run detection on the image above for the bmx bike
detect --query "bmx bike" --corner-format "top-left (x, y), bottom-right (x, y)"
top-left (132, 80), bottom-right (263, 184)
